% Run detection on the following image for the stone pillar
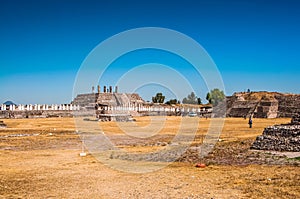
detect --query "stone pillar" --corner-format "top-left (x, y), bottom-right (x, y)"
top-left (115, 86), bottom-right (118, 93)
top-left (97, 85), bottom-right (100, 93)
top-left (104, 86), bottom-right (106, 93)
top-left (109, 86), bottom-right (112, 93)
top-left (92, 86), bottom-right (95, 93)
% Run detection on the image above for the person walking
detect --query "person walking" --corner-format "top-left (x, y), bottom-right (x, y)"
top-left (248, 116), bottom-right (253, 128)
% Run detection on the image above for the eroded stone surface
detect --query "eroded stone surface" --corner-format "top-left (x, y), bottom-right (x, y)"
top-left (251, 114), bottom-right (300, 152)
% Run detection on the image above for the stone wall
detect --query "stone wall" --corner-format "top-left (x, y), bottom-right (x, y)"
top-left (0, 110), bottom-right (74, 119)
top-left (71, 93), bottom-right (98, 110)
top-left (276, 95), bottom-right (300, 118)
top-left (292, 113), bottom-right (300, 124)
top-left (251, 125), bottom-right (300, 152)
top-left (251, 113), bottom-right (300, 152)
top-left (226, 92), bottom-right (300, 118)
top-left (72, 92), bottom-right (145, 109)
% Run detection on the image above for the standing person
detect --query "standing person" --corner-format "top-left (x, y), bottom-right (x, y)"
top-left (248, 116), bottom-right (253, 128)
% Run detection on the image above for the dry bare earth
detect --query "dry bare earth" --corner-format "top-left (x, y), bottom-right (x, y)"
top-left (0, 117), bottom-right (299, 198)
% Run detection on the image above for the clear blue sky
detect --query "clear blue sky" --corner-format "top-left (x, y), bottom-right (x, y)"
top-left (0, 0), bottom-right (299, 104)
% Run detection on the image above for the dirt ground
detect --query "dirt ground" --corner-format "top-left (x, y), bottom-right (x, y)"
top-left (0, 117), bottom-right (299, 198)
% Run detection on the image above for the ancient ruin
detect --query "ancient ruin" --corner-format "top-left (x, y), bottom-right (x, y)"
top-left (0, 103), bottom-right (79, 119)
top-left (0, 84), bottom-right (210, 119)
top-left (226, 91), bottom-right (300, 118)
top-left (2, 90), bottom-right (300, 119)
top-left (71, 85), bottom-right (210, 121)
top-left (251, 113), bottom-right (300, 152)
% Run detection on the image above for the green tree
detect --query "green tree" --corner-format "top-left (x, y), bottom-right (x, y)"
top-left (182, 92), bottom-right (202, 104)
top-left (152, 93), bottom-right (165, 103)
top-left (165, 99), bottom-right (179, 105)
top-left (206, 88), bottom-right (225, 106)
top-left (206, 92), bottom-right (211, 104)
top-left (197, 97), bottom-right (202, 105)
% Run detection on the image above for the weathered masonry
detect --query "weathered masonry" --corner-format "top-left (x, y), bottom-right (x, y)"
top-left (251, 113), bottom-right (300, 152)
top-left (72, 85), bottom-right (212, 120)
top-left (226, 92), bottom-right (300, 118)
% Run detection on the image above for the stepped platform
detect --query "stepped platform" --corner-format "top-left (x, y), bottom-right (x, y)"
top-left (226, 92), bottom-right (300, 118)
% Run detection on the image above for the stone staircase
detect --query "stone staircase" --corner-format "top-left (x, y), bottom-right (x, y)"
top-left (226, 92), bottom-right (300, 118)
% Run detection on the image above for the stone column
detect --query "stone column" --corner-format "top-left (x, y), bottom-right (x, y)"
top-left (103, 86), bottom-right (106, 93)
top-left (115, 86), bottom-right (118, 93)
top-left (109, 86), bottom-right (112, 93)
top-left (97, 85), bottom-right (100, 93)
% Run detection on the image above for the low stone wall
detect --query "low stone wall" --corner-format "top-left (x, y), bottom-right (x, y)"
top-left (292, 113), bottom-right (300, 124)
top-left (251, 111), bottom-right (300, 154)
top-left (0, 110), bottom-right (74, 119)
top-left (251, 125), bottom-right (300, 152)
top-left (97, 114), bottom-right (133, 122)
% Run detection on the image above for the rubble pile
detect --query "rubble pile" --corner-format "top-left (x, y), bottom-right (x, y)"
top-left (251, 113), bottom-right (300, 152)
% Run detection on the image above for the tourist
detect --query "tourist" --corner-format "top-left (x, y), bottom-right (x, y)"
top-left (248, 117), bottom-right (253, 128)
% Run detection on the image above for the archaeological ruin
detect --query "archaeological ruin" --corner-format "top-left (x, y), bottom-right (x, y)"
top-left (71, 85), bottom-right (211, 121)
top-left (251, 113), bottom-right (300, 152)
top-left (226, 91), bottom-right (300, 118)
top-left (1, 89), bottom-right (300, 119)
top-left (0, 85), bottom-right (211, 119)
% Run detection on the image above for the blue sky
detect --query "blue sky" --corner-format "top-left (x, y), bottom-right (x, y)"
top-left (0, 0), bottom-right (299, 104)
